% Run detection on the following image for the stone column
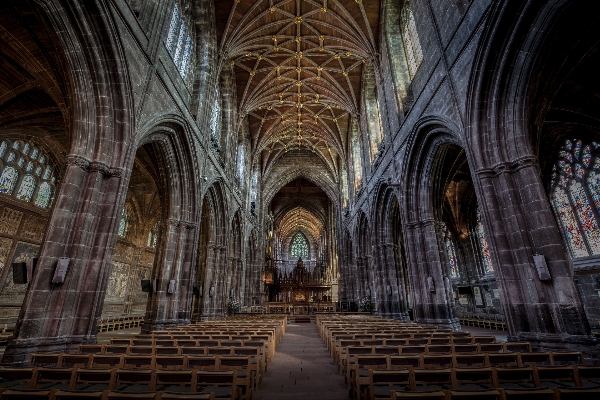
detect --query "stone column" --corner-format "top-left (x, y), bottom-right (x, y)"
top-left (2, 157), bottom-right (127, 365)
top-left (404, 219), bottom-right (460, 329)
top-left (476, 160), bottom-right (596, 350)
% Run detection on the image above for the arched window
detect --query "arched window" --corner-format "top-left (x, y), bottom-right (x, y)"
top-left (341, 166), bottom-right (349, 208)
top-left (210, 87), bottom-right (222, 147)
top-left (165, 2), bottom-right (193, 80)
top-left (442, 223), bottom-right (460, 278)
top-left (147, 221), bottom-right (159, 248)
top-left (550, 139), bottom-right (600, 258)
top-left (363, 64), bottom-right (384, 161)
top-left (16, 175), bottom-right (36, 202)
top-left (350, 118), bottom-right (363, 190)
top-left (291, 233), bottom-right (309, 259)
top-left (118, 207), bottom-right (129, 238)
top-left (236, 143), bottom-right (246, 183)
top-left (35, 182), bottom-right (53, 209)
top-left (475, 208), bottom-right (494, 273)
top-left (0, 166), bottom-right (18, 195)
top-left (0, 139), bottom-right (56, 208)
top-left (401, 3), bottom-right (423, 78)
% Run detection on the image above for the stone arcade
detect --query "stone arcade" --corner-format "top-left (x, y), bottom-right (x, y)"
top-left (0, 0), bottom-right (599, 366)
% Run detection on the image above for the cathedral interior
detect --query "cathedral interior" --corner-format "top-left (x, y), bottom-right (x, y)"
top-left (1, 0), bottom-right (600, 374)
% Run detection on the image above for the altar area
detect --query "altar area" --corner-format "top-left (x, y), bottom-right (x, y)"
top-left (264, 257), bottom-right (336, 314)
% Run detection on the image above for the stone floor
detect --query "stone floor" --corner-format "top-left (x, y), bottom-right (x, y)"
top-left (255, 322), bottom-right (349, 400)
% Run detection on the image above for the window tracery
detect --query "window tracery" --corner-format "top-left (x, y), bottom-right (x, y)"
top-left (475, 208), bottom-right (494, 273)
top-left (118, 207), bottom-right (129, 238)
top-left (551, 139), bottom-right (600, 258)
top-left (401, 3), bottom-right (423, 78)
top-left (350, 118), bottom-right (362, 190)
top-left (147, 221), bottom-right (159, 248)
top-left (165, 2), bottom-right (193, 80)
top-left (0, 139), bottom-right (56, 208)
top-left (291, 233), bottom-right (309, 259)
top-left (442, 223), bottom-right (460, 278)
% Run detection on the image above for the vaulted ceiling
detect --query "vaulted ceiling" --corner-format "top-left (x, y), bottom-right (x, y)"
top-left (215, 0), bottom-right (381, 175)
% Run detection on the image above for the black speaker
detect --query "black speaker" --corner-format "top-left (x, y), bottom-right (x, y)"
top-left (12, 262), bottom-right (27, 284)
top-left (141, 279), bottom-right (152, 293)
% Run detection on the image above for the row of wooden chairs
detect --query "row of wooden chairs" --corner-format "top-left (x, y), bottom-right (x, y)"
top-left (315, 315), bottom-right (600, 400)
top-left (362, 366), bottom-right (600, 400)
top-left (457, 313), bottom-right (506, 331)
top-left (389, 387), bottom-right (600, 400)
top-left (0, 367), bottom-right (239, 399)
top-left (98, 316), bottom-right (144, 333)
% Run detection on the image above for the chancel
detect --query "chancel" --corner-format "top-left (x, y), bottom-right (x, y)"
top-left (1, 0), bottom-right (600, 398)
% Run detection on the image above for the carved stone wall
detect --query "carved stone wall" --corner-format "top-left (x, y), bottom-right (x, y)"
top-left (0, 204), bottom-right (47, 324)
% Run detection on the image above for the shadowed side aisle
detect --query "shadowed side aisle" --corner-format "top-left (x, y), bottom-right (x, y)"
top-left (255, 322), bottom-right (348, 400)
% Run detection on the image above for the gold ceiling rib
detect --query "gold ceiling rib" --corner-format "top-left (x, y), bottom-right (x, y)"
top-left (216, 0), bottom-right (379, 174)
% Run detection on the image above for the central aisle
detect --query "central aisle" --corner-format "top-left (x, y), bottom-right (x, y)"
top-left (255, 322), bottom-right (348, 400)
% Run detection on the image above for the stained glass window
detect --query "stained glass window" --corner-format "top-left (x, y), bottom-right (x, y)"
top-left (0, 139), bottom-right (56, 208)
top-left (475, 209), bottom-right (494, 273)
top-left (210, 88), bottom-right (221, 142)
top-left (34, 182), bottom-right (52, 209)
top-left (291, 233), bottom-right (309, 259)
top-left (350, 118), bottom-right (362, 190)
top-left (165, 3), bottom-right (180, 52)
top-left (401, 4), bottom-right (423, 78)
top-left (551, 139), bottom-right (600, 258)
top-left (442, 223), bottom-right (460, 278)
top-left (16, 175), bottom-right (36, 202)
top-left (0, 167), bottom-right (18, 195)
top-left (179, 35), bottom-right (192, 79)
top-left (165, 2), bottom-right (193, 81)
top-left (118, 208), bottom-right (128, 238)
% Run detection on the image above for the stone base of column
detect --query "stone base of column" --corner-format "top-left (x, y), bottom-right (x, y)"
top-left (141, 319), bottom-right (180, 333)
top-left (2, 335), bottom-right (96, 366)
top-left (378, 312), bottom-right (410, 321)
top-left (416, 317), bottom-right (461, 331)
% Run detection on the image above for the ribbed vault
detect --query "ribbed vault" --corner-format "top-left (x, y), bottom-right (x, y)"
top-left (215, 0), bottom-right (380, 174)
top-left (277, 206), bottom-right (323, 242)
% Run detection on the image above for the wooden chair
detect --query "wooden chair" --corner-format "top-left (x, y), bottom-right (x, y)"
top-left (420, 355), bottom-right (454, 370)
top-left (412, 369), bottom-right (453, 392)
top-left (187, 355), bottom-right (219, 371)
top-left (160, 393), bottom-right (215, 400)
top-left (486, 354), bottom-right (519, 368)
top-left (155, 369), bottom-right (195, 393)
top-left (550, 387), bottom-right (600, 400)
top-left (452, 345), bottom-right (478, 354)
top-left (114, 368), bottom-right (156, 392)
top-left (453, 354), bottom-right (486, 368)
top-left (60, 354), bottom-right (91, 368)
top-left (550, 352), bottom-right (584, 366)
top-left (452, 367), bottom-right (495, 390)
top-left (92, 354), bottom-right (124, 368)
top-left (123, 355), bottom-right (155, 369)
top-left (391, 390), bottom-right (447, 399)
top-left (195, 370), bottom-right (238, 400)
top-left (70, 367), bottom-right (116, 391)
top-left (494, 366), bottom-right (539, 389)
top-left (498, 388), bottom-right (554, 399)
top-left (447, 389), bottom-right (500, 399)
top-left (29, 353), bottom-right (62, 368)
top-left (575, 366), bottom-right (600, 387)
top-left (534, 366), bottom-right (579, 388)
top-left (369, 369), bottom-right (412, 400)
top-left (351, 355), bottom-right (390, 399)
top-left (219, 356), bottom-right (254, 400)
top-left (519, 352), bottom-right (552, 367)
